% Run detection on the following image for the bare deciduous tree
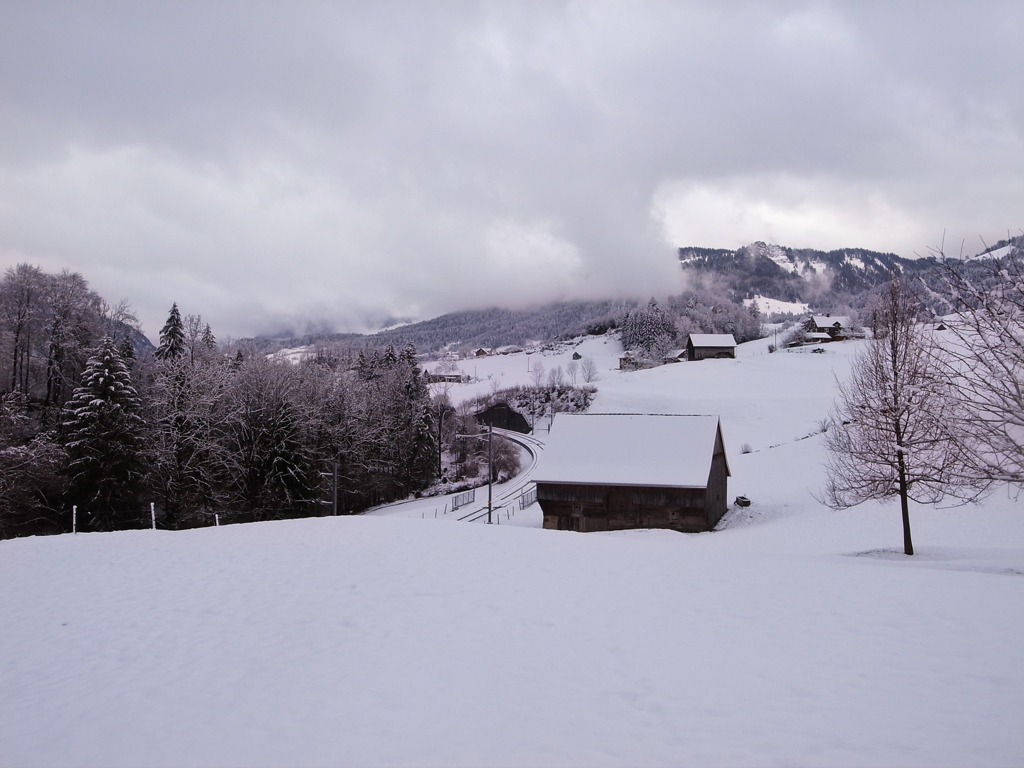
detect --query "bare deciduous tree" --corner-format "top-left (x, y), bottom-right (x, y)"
top-left (428, 358), bottom-right (461, 479)
top-left (929, 243), bottom-right (1024, 488)
top-left (822, 276), bottom-right (984, 555)
top-left (580, 356), bottom-right (598, 383)
top-left (547, 365), bottom-right (564, 388)
top-left (529, 360), bottom-right (545, 388)
top-left (566, 359), bottom-right (579, 386)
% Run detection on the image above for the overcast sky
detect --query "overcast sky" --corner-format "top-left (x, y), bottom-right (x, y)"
top-left (1, 2), bottom-right (1021, 339)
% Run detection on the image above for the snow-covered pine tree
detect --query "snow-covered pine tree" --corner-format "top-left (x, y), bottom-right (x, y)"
top-left (201, 323), bottom-right (216, 351)
top-left (155, 303), bottom-right (185, 361)
top-left (118, 333), bottom-right (136, 365)
top-left (621, 299), bottom-right (676, 356)
top-left (63, 336), bottom-right (145, 530)
top-left (399, 342), bottom-right (418, 366)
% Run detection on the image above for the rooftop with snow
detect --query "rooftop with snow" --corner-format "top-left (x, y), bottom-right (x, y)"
top-left (533, 413), bottom-right (727, 488)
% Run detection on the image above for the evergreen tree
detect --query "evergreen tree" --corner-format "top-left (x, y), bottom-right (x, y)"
top-left (118, 334), bottom-right (136, 365)
top-left (399, 342), bottom-right (418, 366)
top-left (156, 303), bottom-right (185, 361)
top-left (201, 323), bottom-right (216, 351)
top-left (63, 337), bottom-right (145, 530)
top-left (621, 299), bottom-right (676, 354)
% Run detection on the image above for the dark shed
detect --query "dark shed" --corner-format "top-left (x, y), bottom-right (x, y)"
top-left (533, 413), bottom-right (730, 532)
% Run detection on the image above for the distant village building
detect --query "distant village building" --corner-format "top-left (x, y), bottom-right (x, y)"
top-left (804, 315), bottom-right (851, 341)
top-left (572, 351), bottom-right (582, 360)
top-left (533, 413), bottom-right (731, 533)
top-left (686, 334), bottom-right (737, 361)
top-left (619, 351), bottom-right (642, 371)
top-left (472, 347), bottom-right (493, 357)
top-left (475, 402), bottom-right (531, 434)
top-left (426, 372), bottom-right (471, 384)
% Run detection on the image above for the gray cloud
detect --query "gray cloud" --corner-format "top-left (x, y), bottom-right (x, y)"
top-left (1, 1), bottom-right (1021, 338)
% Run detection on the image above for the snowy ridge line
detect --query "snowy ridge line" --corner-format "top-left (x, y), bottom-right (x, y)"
top-left (569, 412), bottom-right (720, 418)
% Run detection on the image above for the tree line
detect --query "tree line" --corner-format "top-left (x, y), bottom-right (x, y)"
top-left (619, 292), bottom-right (763, 361)
top-left (0, 267), bottom-right (437, 537)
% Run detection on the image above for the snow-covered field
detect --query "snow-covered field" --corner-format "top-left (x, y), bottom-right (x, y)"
top-left (742, 294), bottom-right (810, 316)
top-left (3, 338), bottom-right (1023, 767)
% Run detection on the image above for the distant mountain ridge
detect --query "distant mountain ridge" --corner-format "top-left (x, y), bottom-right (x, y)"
top-left (678, 241), bottom-right (935, 305)
top-left (241, 237), bottom-right (1019, 355)
top-left (241, 300), bottom-right (634, 356)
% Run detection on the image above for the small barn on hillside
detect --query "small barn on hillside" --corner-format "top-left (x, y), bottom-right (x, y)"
top-left (475, 402), bottom-right (531, 434)
top-left (533, 413), bottom-right (730, 533)
top-left (686, 333), bottom-right (737, 360)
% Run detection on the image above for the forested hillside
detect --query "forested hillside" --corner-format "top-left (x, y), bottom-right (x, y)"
top-left (243, 300), bottom-right (635, 356)
top-left (678, 241), bottom-right (935, 307)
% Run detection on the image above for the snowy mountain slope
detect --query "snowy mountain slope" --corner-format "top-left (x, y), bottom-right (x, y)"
top-left (678, 241), bottom-right (933, 306)
top-left (2, 337), bottom-right (1023, 767)
top-left (244, 300), bottom-right (632, 357)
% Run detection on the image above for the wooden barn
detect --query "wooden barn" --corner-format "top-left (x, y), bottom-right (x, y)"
top-left (475, 401), bottom-right (531, 434)
top-left (533, 413), bottom-right (730, 533)
top-left (686, 333), bottom-right (737, 360)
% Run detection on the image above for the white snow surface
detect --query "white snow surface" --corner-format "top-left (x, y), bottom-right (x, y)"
top-left (532, 413), bottom-right (722, 488)
top-left (743, 294), bottom-right (809, 316)
top-left (3, 337), bottom-right (1024, 767)
top-left (765, 245), bottom-right (797, 272)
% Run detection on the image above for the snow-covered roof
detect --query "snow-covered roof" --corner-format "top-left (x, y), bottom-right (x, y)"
top-left (807, 332), bottom-right (833, 340)
top-left (533, 413), bottom-right (727, 489)
top-left (811, 315), bottom-right (850, 329)
top-left (687, 334), bottom-right (737, 348)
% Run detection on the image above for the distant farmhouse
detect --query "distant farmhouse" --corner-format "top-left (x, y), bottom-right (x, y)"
top-left (686, 334), bottom-right (737, 360)
top-left (804, 315), bottom-right (851, 341)
top-left (533, 413), bottom-right (730, 533)
top-left (618, 350), bottom-right (644, 371)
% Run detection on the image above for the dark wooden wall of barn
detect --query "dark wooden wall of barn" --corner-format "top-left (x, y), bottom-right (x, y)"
top-left (538, 482), bottom-right (716, 533)
top-left (687, 346), bottom-right (736, 361)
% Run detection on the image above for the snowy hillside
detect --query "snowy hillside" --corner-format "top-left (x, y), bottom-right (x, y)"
top-left (678, 241), bottom-right (932, 308)
top-left (2, 338), bottom-right (1023, 767)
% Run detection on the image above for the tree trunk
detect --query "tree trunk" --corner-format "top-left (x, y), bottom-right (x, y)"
top-left (896, 449), bottom-right (914, 555)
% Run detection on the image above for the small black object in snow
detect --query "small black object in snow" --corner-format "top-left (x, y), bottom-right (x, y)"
top-left (734, 496), bottom-right (751, 507)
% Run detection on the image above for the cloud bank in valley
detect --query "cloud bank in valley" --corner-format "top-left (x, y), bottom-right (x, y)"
top-left (1, 2), bottom-right (1021, 338)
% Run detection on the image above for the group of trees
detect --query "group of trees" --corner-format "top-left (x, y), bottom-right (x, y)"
top-left (824, 247), bottom-right (1024, 554)
top-left (619, 292), bottom-right (763, 361)
top-left (1, 267), bottom-right (440, 537)
top-left (0, 263), bottom-right (137, 407)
